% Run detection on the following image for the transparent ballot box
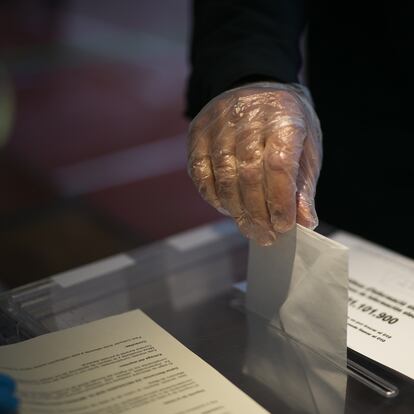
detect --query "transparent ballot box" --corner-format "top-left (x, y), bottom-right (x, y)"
top-left (0, 220), bottom-right (413, 413)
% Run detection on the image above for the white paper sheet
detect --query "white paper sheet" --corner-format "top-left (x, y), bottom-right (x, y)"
top-left (243, 312), bottom-right (347, 414)
top-left (247, 224), bottom-right (349, 364)
top-left (0, 310), bottom-right (268, 414)
top-left (332, 231), bottom-right (414, 379)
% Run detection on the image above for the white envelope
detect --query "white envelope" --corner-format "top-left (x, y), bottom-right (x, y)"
top-left (243, 311), bottom-right (347, 414)
top-left (246, 224), bottom-right (349, 364)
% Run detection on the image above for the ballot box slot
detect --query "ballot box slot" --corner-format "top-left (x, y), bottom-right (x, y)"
top-left (281, 331), bottom-right (401, 399)
top-left (346, 359), bottom-right (398, 398)
top-left (231, 282), bottom-right (400, 398)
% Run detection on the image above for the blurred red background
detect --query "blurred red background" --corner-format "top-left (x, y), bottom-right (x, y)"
top-left (0, 0), bottom-right (221, 288)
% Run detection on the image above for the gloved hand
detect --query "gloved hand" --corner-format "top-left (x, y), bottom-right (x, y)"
top-left (188, 82), bottom-right (322, 245)
top-left (0, 374), bottom-right (18, 414)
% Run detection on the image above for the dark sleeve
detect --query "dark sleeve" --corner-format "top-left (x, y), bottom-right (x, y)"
top-left (186, 0), bottom-right (308, 118)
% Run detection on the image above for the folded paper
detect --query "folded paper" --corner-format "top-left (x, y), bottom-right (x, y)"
top-left (243, 312), bottom-right (347, 414)
top-left (246, 224), bottom-right (349, 364)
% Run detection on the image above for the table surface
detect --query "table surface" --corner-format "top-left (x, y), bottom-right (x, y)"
top-left (0, 220), bottom-right (413, 414)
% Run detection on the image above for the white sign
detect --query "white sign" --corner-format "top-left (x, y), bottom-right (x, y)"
top-left (332, 232), bottom-right (414, 379)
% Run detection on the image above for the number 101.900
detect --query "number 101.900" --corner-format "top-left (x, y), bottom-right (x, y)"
top-left (357, 303), bottom-right (398, 324)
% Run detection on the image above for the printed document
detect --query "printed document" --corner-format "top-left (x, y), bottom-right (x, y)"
top-left (333, 232), bottom-right (414, 379)
top-left (0, 310), bottom-right (268, 414)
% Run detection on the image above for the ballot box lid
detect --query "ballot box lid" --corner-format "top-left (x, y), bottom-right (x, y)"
top-left (0, 220), bottom-right (413, 413)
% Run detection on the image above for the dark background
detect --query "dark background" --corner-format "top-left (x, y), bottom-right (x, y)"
top-left (1, 1), bottom-right (412, 291)
top-left (0, 0), bottom-right (221, 290)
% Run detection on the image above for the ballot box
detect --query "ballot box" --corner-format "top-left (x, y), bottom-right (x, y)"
top-left (1, 220), bottom-right (413, 413)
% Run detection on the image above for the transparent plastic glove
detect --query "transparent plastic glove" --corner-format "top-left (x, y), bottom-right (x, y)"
top-left (0, 374), bottom-right (18, 414)
top-left (187, 82), bottom-right (322, 245)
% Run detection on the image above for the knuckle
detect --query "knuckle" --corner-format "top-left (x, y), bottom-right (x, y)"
top-left (238, 163), bottom-right (263, 186)
top-left (237, 138), bottom-right (262, 160)
top-left (216, 181), bottom-right (235, 200)
top-left (188, 157), bottom-right (212, 182)
top-left (215, 164), bottom-right (236, 179)
top-left (212, 150), bottom-right (234, 168)
top-left (264, 149), bottom-right (290, 172)
top-left (215, 167), bottom-right (235, 185)
top-left (215, 170), bottom-right (237, 200)
top-left (213, 153), bottom-right (236, 177)
top-left (266, 200), bottom-right (283, 216)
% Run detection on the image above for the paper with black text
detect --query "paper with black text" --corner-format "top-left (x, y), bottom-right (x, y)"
top-left (247, 224), bottom-right (349, 364)
top-left (0, 310), bottom-right (268, 414)
top-left (333, 231), bottom-right (414, 380)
